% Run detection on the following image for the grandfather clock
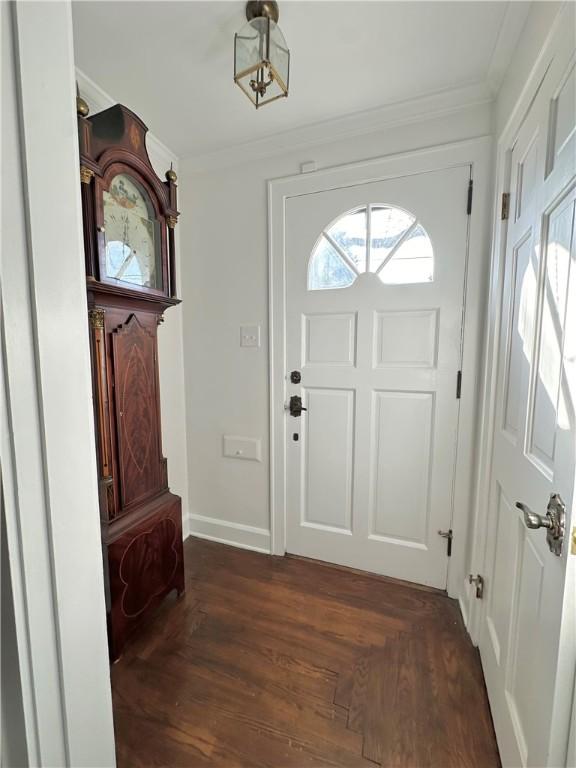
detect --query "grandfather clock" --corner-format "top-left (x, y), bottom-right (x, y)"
top-left (77, 98), bottom-right (184, 660)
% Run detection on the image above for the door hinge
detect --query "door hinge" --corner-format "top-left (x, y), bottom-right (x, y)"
top-left (456, 370), bottom-right (462, 399)
top-left (467, 179), bottom-right (473, 215)
top-left (501, 192), bottom-right (510, 220)
top-left (438, 529), bottom-right (453, 557)
top-left (571, 526), bottom-right (576, 556)
top-left (469, 574), bottom-right (484, 599)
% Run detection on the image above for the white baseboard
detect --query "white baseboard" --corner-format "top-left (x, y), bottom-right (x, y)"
top-left (181, 507), bottom-right (191, 540)
top-left (459, 594), bottom-right (469, 631)
top-left (186, 513), bottom-right (271, 554)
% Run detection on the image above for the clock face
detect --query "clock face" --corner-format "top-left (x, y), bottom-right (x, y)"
top-left (103, 174), bottom-right (161, 289)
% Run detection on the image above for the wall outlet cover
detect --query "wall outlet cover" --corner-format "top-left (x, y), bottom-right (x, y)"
top-left (223, 435), bottom-right (262, 461)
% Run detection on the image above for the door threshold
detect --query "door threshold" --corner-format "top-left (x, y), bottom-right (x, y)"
top-left (284, 552), bottom-right (446, 595)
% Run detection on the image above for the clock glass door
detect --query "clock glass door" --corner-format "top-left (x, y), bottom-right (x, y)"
top-left (103, 173), bottom-right (162, 290)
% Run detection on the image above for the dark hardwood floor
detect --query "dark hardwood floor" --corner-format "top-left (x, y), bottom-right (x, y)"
top-left (112, 538), bottom-right (500, 768)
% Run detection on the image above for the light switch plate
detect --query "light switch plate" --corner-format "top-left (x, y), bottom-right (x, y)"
top-left (223, 435), bottom-right (262, 461)
top-left (240, 324), bottom-right (260, 348)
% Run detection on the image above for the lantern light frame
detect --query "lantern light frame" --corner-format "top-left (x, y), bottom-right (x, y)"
top-left (234, 1), bottom-right (290, 109)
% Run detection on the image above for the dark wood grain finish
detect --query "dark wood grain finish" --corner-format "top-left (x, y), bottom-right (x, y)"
top-left (112, 538), bottom-right (500, 767)
top-left (79, 103), bottom-right (184, 661)
top-left (88, 308), bottom-right (116, 520)
top-left (112, 314), bottom-right (161, 508)
top-left (106, 492), bottom-right (185, 659)
top-left (79, 104), bottom-right (179, 298)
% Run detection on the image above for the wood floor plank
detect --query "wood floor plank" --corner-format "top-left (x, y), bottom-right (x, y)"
top-left (194, 574), bottom-right (410, 643)
top-left (363, 637), bottom-right (401, 765)
top-left (112, 538), bottom-right (500, 768)
top-left (149, 653), bottom-right (356, 750)
top-left (191, 609), bottom-right (342, 687)
top-left (333, 667), bottom-right (354, 710)
top-left (347, 647), bottom-right (373, 734)
top-left (114, 656), bottom-right (373, 768)
top-left (174, 624), bottom-right (339, 706)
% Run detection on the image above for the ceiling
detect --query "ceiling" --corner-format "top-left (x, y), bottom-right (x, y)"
top-left (72, 1), bottom-right (529, 160)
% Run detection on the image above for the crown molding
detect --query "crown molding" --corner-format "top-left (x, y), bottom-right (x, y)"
top-left (76, 68), bottom-right (492, 176)
top-left (183, 81), bottom-right (494, 173)
top-left (486, 1), bottom-right (532, 94)
top-left (75, 68), bottom-right (178, 173)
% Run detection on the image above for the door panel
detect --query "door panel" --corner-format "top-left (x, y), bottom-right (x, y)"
top-left (528, 195), bottom-right (574, 470)
top-left (548, 61), bottom-right (575, 175)
top-left (112, 313), bottom-right (161, 509)
top-left (302, 387), bottom-right (355, 532)
top-left (479, 28), bottom-right (576, 766)
top-left (502, 233), bottom-right (534, 440)
top-left (373, 309), bottom-right (438, 368)
top-left (285, 165), bottom-right (470, 588)
top-left (370, 390), bottom-right (433, 544)
top-left (303, 313), bottom-right (357, 366)
top-left (485, 484), bottom-right (516, 666)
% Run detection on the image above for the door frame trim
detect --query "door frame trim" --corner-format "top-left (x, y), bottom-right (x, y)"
top-left (2, 2), bottom-right (116, 764)
top-left (268, 137), bottom-right (492, 599)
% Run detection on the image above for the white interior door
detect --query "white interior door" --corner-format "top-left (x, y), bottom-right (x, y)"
top-left (284, 165), bottom-right (470, 588)
top-left (478, 48), bottom-right (576, 767)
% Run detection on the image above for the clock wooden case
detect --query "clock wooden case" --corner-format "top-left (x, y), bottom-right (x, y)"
top-left (78, 102), bottom-right (184, 660)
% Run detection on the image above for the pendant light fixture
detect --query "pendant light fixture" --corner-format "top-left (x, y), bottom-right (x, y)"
top-left (234, 1), bottom-right (290, 108)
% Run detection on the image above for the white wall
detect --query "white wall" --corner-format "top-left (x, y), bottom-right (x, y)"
top-left (76, 72), bottom-right (190, 539)
top-left (179, 96), bottom-right (493, 553)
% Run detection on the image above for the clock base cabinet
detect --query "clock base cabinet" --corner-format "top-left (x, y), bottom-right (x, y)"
top-left (103, 491), bottom-right (185, 661)
top-left (87, 300), bottom-right (185, 660)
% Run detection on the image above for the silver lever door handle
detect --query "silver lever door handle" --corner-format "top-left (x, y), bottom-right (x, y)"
top-left (516, 494), bottom-right (565, 556)
top-left (515, 501), bottom-right (552, 530)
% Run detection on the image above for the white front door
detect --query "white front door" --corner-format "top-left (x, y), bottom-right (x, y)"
top-left (284, 165), bottom-right (470, 588)
top-left (478, 41), bottom-right (576, 767)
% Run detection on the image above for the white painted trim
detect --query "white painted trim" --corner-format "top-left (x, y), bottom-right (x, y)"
top-left (181, 508), bottom-right (191, 540)
top-left (486, 2), bottom-right (532, 94)
top-left (187, 514), bottom-right (271, 554)
top-left (458, 595), bottom-right (470, 633)
top-left (268, 136), bottom-right (493, 604)
top-left (568, 678), bottom-right (576, 768)
top-left (1, 316), bottom-right (38, 765)
top-left (467, 0), bottom-right (572, 647)
top-left (2, 3), bottom-right (116, 764)
top-left (185, 82), bottom-right (493, 171)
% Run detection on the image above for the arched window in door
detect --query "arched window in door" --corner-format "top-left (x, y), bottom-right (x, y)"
top-left (308, 204), bottom-right (434, 290)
